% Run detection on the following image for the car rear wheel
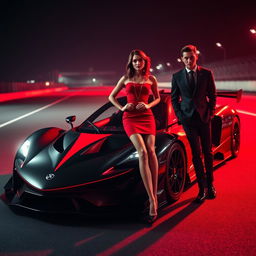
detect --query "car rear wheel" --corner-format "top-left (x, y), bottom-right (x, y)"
top-left (231, 116), bottom-right (240, 157)
top-left (165, 142), bottom-right (187, 203)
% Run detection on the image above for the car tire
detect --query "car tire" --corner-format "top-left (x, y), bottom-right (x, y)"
top-left (231, 116), bottom-right (240, 157)
top-left (165, 142), bottom-right (187, 203)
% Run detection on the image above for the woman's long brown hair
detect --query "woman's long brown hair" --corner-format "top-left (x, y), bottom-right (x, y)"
top-left (126, 49), bottom-right (151, 79)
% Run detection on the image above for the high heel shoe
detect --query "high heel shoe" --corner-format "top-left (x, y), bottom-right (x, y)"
top-left (146, 199), bottom-right (157, 224)
top-left (149, 198), bottom-right (157, 216)
top-left (144, 214), bottom-right (157, 224)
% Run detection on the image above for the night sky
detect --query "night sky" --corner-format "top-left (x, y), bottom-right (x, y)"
top-left (0, 0), bottom-right (255, 81)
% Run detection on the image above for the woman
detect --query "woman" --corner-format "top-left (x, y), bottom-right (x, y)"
top-left (108, 49), bottom-right (160, 223)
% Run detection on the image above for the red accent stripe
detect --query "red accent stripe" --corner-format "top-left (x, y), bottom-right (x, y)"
top-left (54, 133), bottom-right (111, 172)
top-left (16, 168), bottom-right (133, 191)
top-left (102, 167), bottom-right (115, 176)
top-left (81, 137), bottom-right (107, 155)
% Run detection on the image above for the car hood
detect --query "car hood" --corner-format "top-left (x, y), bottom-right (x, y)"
top-left (15, 131), bottom-right (133, 191)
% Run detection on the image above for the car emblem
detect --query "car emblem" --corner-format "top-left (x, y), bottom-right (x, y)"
top-left (46, 173), bottom-right (55, 180)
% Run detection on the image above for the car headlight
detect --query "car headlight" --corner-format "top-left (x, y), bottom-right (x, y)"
top-left (20, 140), bottom-right (31, 158)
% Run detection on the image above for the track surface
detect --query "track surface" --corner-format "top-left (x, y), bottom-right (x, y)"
top-left (0, 88), bottom-right (255, 256)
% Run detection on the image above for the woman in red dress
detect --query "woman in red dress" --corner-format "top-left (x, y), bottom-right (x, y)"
top-left (108, 49), bottom-right (160, 223)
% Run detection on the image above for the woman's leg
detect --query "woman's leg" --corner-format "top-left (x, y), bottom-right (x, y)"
top-left (144, 134), bottom-right (158, 206)
top-left (129, 133), bottom-right (157, 216)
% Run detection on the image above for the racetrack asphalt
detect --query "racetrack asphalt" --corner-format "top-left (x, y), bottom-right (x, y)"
top-left (0, 88), bottom-right (255, 256)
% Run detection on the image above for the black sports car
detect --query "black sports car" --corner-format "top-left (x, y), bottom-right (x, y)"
top-left (4, 90), bottom-right (241, 215)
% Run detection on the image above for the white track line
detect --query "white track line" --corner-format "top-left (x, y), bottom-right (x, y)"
top-left (0, 96), bottom-right (71, 128)
top-left (0, 96), bottom-right (255, 129)
top-left (237, 110), bottom-right (256, 117)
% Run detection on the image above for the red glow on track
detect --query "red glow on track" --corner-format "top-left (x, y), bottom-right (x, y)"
top-left (0, 87), bottom-right (68, 102)
top-left (74, 233), bottom-right (104, 247)
top-left (96, 199), bottom-right (194, 256)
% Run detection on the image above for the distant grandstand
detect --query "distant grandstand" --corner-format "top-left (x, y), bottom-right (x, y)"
top-left (157, 55), bottom-right (256, 82)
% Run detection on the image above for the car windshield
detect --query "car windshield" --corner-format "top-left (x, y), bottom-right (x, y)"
top-left (78, 104), bottom-right (125, 134)
top-left (77, 95), bottom-right (169, 134)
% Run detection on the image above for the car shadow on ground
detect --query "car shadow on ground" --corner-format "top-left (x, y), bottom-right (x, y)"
top-left (1, 179), bottom-right (203, 256)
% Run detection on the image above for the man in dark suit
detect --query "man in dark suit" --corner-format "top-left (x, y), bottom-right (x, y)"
top-left (171, 44), bottom-right (217, 203)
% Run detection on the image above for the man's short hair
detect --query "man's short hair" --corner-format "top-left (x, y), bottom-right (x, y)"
top-left (180, 45), bottom-right (198, 56)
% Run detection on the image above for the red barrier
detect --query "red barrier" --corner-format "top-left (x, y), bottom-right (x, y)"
top-left (0, 87), bottom-right (68, 102)
top-left (0, 82), bottom-right (67, 93)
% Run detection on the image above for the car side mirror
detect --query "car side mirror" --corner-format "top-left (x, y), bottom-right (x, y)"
top-left (65, 115), bottom-right (76, 129)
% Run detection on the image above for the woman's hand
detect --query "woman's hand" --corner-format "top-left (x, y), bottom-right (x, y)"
top-left (136, 102), bottom-right (149, 111)
top-left (121, 103), bottom-right (134, 112)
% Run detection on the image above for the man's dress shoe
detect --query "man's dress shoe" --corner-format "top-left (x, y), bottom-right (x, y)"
top-left (207, 185), bottom-right (216, 199)
top-left (194, 191), bottom-right (206, 203)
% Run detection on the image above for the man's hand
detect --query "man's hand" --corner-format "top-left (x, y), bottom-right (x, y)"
top-left (210, 111), bottom-right (215, 119)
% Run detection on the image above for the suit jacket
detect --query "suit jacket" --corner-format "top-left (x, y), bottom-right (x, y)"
top-left (171, 66), bottom-right (216, 124)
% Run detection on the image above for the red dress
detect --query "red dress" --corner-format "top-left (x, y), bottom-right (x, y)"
top-left (122, 82), bottom-right (156, 137)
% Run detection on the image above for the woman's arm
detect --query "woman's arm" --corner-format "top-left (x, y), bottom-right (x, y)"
top-left (108, 76), bottom-right (126, 110)
top-left (147, 75), bottom-right (160, 108)
top-left (108, 76), bottom-right (134, 112)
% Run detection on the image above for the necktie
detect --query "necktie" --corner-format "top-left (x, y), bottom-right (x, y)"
top-left (188, 70), bottom-right (196, 92)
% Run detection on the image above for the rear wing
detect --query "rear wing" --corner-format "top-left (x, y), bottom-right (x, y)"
top-left (217, 89), bottom-right (243, 103)
top-left (159, 89), bottom-right (243, 103)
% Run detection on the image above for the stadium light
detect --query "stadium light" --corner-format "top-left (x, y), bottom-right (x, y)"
top-left (250, 28), bottom-right (256, 34)
top-left (156, 64), bottom-right (163, 70)
top-left (216, 42), bottom-right (226, 60)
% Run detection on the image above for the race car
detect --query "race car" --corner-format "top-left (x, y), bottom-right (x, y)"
top-left (3, 90), bottom-right (241, 215)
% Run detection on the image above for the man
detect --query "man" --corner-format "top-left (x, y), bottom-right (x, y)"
top-left (171, 45), bottom-right (217, 203)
